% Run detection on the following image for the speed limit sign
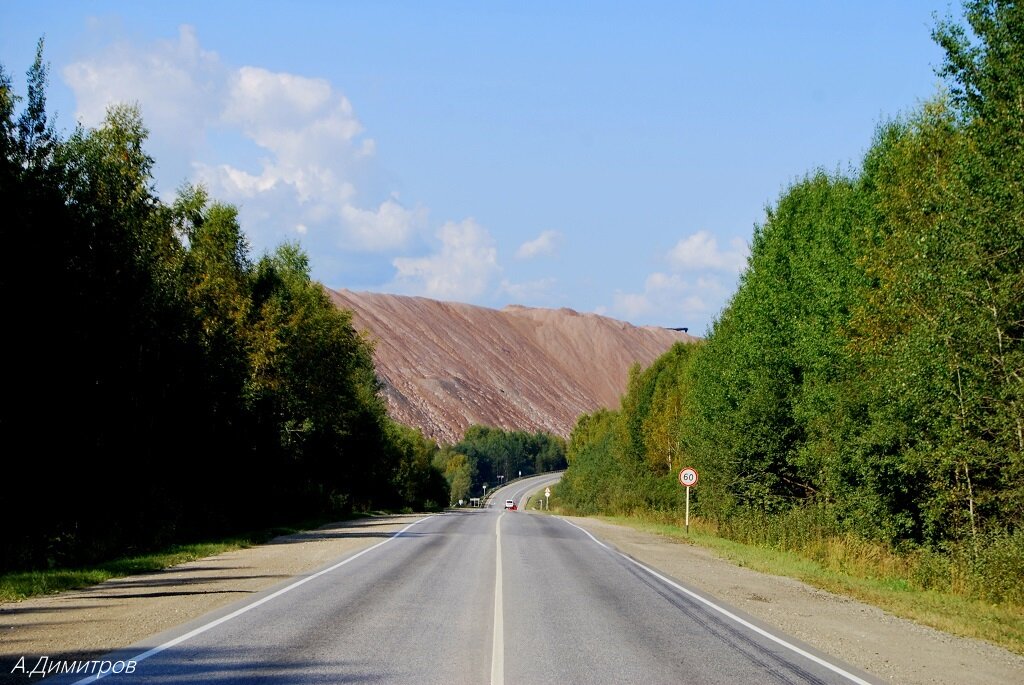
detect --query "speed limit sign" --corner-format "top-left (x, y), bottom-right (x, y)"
top-left (679, 467), bottom-right (699, 487)
top-left (679, 467), bottom-right (699, 534)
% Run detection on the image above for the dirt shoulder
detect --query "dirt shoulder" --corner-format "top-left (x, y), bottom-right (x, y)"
top-left (0, 514), bottom-right (424, 681)
top-left (3, 512), bottom-right (1022, 685)
top-left (564, 515), bottom-right (1024, 685)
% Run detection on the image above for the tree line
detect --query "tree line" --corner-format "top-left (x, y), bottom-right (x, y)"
top-left (434, 425), bottom-right (566, 504)
top-left (557, 1), bottom-right (1023, 602)
top-left (0, 42), bottom-right (449, 572)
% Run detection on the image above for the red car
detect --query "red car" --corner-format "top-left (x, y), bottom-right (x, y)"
top-left (504, 499), bottom-right (517, 510)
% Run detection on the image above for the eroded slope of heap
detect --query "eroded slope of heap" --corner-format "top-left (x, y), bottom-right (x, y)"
top-left (327, 289), bottom-right (695, 443)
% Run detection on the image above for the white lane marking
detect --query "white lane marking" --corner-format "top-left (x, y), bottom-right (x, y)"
top-left (73, 515), bottom-right (434, 684)
top-left (563, 519), bottom-right (611, 549)
top-left (508, 475), bottom-right (561, 508)
top-left (490, 512), bottom-right (505, 685)
top-left (560, 518), bottom-right (874, 685)
top-left (488, 473), bottom-right (563, 508)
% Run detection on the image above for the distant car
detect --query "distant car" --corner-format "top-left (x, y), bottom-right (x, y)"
top-left (504, 499), bottom-right (517, 510)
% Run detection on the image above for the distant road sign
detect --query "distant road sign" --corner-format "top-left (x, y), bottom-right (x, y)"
top-left (545, 487), bottom-right (551, 496)
top-left (679, 467), bottom-right (698, 487)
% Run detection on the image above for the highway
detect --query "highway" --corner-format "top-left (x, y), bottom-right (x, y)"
top-left (53, 473), bottom-right (878, 685)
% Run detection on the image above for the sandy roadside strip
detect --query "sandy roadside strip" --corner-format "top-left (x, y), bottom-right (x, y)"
top-left (563, 515), bottom-right (1024, 685)
top-left (2, 512), bottom-right (1022, 684)
top-left (0, 514), bottom-right (426, 681)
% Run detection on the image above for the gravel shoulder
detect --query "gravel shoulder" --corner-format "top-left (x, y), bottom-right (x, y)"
top-left (0, 514), bottom-right (424, 682)
top-left (3, 512), bottom-right (1022, 685)
top-left (564, 515), bottom-right (1024, 685)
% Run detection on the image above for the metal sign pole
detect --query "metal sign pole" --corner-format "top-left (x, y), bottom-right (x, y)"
top-left (685, 485), bottom-right (690, 534)
top-left (679, 467), bottom-right (698, 535)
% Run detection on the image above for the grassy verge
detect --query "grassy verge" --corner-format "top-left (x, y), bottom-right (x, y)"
top-left (0, 514), bottom-right (374, 603)
top-left (522, 485), bottom-right (554, 511)
top-left (565, 511), bottom-right (1024, 656)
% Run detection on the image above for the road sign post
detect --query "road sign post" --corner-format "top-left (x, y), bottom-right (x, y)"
top-left (545, 486), bottom-right (551, 510)
top-left (678, 467), bottom-right (698, 534)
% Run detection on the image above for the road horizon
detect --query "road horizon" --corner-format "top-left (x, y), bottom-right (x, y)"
top-left (32, 473), bottom-right (877, 685)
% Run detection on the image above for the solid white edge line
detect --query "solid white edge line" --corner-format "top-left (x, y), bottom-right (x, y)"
top-left (72, 515), bottom-right (434, 684)
top-left (487, 472), bottom-right (562, 509)
top-left (507, 475), bottom-right (561, 509)
top-left (490, 512), bottom-right (505, 685)
top-left (560, 518), bottom-right (874, 685)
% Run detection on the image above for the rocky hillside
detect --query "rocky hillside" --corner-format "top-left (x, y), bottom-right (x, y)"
top-left (327, 289), bottom-right (695, 443)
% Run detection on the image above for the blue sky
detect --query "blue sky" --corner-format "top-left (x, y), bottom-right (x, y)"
top-left (1, 1), bottom-right (954, 333)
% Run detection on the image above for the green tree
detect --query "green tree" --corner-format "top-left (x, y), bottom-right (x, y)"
top-left (435, 447), bottom-right (475, 504)
top-left (388, 424), bottom-right (449, 511)
top-left (0, 44), bottom-right (459, 569)
top-left (451, 425), bottom-right (566, 496)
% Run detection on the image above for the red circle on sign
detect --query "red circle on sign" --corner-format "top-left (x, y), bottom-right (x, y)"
top-left (679, 467), bottom-right (699, 487)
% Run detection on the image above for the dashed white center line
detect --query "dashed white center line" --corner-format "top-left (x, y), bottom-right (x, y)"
top-left (491, 512), bottom-right (505, 685)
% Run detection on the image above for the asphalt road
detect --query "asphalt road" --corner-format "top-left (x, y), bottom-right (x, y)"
top-left (48, 474), bottom-right (879, 685)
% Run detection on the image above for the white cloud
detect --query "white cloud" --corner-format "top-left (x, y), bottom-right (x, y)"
top-left (63, 25), bottom-right (418, 261)
top-left (340, 199), bottom-right (426, 251)
top-left (501, 277), bottom-right (557, 302)
top-left (645, 272), bottom-right (686, 292)
top-left (515, 230), bottom-right (561, 259)
top-left (610, 271), bottom-right (716, 326)
top-left (391, 219), bottom-right (500, 300)
top-left (613, 292), bottom-right (658, 319)
top-left (667, 231), bottom-right (748, 273)
top-left (222, 66), bottom-right (365, 170)
top-left (63, 25), bottom-right (224, 146)
top-left (196, 62), bottom-right (386, 250)
top-left (606, 231), bottom-right (746, 326)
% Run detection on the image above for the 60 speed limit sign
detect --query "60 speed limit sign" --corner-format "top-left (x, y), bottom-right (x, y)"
top-left (679, 467), bottom-right (698, 533)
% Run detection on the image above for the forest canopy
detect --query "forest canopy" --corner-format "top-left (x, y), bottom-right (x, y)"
top-left (434, 425), bottom-right (567, 504)
top-left (0, 41), bottom-right (449, 571)
top-left (557, 0), bottom-right (1024, 604)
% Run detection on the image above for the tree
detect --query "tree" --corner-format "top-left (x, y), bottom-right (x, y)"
top-left (0, 45), bottom-right (456, 570)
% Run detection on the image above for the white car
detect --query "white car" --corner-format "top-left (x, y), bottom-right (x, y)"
top-left (504, 499), bottom-right (517, 510)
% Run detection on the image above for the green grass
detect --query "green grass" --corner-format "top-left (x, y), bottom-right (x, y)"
top-left (587, 513), bottom-right (1024, 656)
top-left (0, 514), bottom-right (372, 603)
top-left (522, 485), bottom-right (555, 512)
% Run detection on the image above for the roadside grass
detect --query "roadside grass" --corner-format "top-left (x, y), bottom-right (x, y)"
top-left (0, 514), bottom-right (375, 603)
top-left (582, 512), bottom-right (1024, 656)
top-left (522, 485), bottom-right (554, 512)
